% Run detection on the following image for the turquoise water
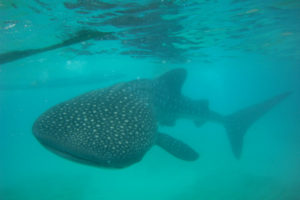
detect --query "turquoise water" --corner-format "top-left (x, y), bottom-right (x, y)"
top-left (1, 0), bottom-right (300, 199)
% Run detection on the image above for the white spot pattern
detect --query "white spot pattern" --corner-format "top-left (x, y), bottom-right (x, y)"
top-left (33, 81), bottom-right (157, 168)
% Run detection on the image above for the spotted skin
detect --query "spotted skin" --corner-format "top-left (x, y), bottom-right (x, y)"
top-left (33, 82), bottom-right (157, 168)
top-left (33, 68), bottom-right (290, 168)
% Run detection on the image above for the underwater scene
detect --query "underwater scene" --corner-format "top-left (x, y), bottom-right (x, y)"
top-left (1, 0), bottom-right (300, 199)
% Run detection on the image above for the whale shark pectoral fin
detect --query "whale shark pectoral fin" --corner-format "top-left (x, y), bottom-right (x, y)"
top-left (224, 91), bottom-right (293, 159)
top-left (156, 132), bottom-right (199, 161)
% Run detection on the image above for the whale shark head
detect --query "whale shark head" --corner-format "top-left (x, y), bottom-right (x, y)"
top-left (33, 82), bottom-right (158, 168)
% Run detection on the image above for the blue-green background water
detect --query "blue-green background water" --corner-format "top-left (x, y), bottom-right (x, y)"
top-left (1, 0), bottom-right (300, 199)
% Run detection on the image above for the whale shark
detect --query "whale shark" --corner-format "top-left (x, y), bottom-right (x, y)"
top-left (32, 68), bottom-right (291, 168)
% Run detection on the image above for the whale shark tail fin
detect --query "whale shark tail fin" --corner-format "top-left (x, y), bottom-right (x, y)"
top-left (224, 91), bottom-right (292, 159)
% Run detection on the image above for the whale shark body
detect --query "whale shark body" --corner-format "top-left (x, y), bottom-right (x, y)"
top-left (33, 68), bottom-right (291, 168)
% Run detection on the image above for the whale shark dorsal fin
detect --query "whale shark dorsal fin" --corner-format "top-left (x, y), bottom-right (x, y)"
top-left (157, 68), bottom-right (187, 96)
top-left (156, 132), bottom-right (199, 161)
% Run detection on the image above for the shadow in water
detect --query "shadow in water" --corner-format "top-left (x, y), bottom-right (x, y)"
top-left (0, 29), bottom-right (114, 65)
